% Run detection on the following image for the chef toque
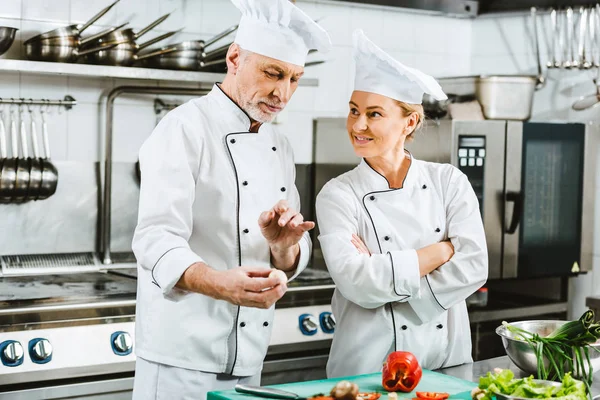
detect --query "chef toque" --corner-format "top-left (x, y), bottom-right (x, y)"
top-left (352, 29), bottom-right (447, 104)
top-left (231, 0), bottom-right (332, 67)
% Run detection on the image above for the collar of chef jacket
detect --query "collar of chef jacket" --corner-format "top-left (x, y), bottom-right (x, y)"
top-left (356, 151), bottom-right (420, 191)
top-left (210, 83), bottom-right (258, 132)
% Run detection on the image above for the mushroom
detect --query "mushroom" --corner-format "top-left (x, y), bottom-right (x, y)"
top-left (330, 381), bottom-right (359, 400)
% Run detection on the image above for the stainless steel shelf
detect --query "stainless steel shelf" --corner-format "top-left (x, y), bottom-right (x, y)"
top-left (0, 59), bottom-right (319, 87)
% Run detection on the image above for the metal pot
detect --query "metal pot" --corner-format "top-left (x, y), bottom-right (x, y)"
top-left (34, 23), bottom-right (128, 48)
top-left (83, 13), bottom-right (171, 48)
top-left (83, 30), bottom-right (179, 66)
top-left (28, 114), bottom-right (42, 201)
top-left (24, 0), bottom-right (119, 44)
top-left (0, 27), bottom-right (18, 56)
top-left (13, 114), bottom-right (30, 203)
top-left (422, 93), bottom-right (477, 120)
top-left (25, 40), bottom-right (117, 63)
top-left (0, 110), bottom-right (18, 202)
top-left (475, 8), bottom-right (546, 121)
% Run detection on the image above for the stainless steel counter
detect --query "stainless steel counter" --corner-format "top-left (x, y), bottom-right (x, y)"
top-left (438, 356), bottom-right (600, 395)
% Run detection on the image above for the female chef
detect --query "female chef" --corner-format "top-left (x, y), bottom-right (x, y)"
top-left (315, 30), bottom-right (488, 378)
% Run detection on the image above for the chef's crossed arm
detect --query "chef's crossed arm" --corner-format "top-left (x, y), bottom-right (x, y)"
top-left (316, 181), bottom-right (430, 310)
top-left (407, 169), bottom-right (488, 323)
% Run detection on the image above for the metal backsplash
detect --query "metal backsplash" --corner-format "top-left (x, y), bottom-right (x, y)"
top-left (0, 161), bottom-right (99, 256)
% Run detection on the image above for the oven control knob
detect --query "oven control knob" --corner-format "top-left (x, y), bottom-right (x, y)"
top-left (299, 314), bottom-right (318, 336)
top-left (29, 339), bottom-right (53, 363)
top-left (111, 332), bottom-right (133, 355)
top-left (319, 312), bottom-right (336, 334)
top-left (1, 341), bottom-right (24, 366)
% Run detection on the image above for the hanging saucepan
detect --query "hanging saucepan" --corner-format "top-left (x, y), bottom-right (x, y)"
top-left (24, 0), bottom-right (119, 44)
top-left (38, 103), bottom-right (58, 200)
top-left (82, 13), bottom-right (172, 49)
top-left (13, 108), bottom-right (30, 203)
top-left (25, 39), bottom-right (118, 63)
top-left (0, 106), bottom-right (18, 202)
top-left (83, 30), bottom-right (180, 66)
top-left (0, 109), bottom-right (6, 200)
top-left (27, 104), bottom-right (42, 201)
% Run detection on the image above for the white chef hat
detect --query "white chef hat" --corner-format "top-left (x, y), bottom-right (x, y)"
top-left (352, 29), bottom-right (447, 104)
top-left (231, 0), bottom-right (331, 67)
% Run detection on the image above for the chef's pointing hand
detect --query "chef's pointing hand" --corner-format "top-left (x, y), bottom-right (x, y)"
top-left (259, 200), bottom-right (314, 271)
top-left (259, 200), bottom-right (315, 250)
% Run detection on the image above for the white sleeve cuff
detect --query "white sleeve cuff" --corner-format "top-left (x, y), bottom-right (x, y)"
top-left (408, 276), bottom-right (447, 323)
top-left (387, 250), bottom-right (420, 299)
top-left (288, 232), bottom-right (312, 282)
top-left (152, 246), bottom-right (204, 302)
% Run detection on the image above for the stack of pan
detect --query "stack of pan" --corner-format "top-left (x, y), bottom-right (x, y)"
top-left (80, 13), bottom-right (180, 67)
top-left (24, 0), bottom-right (121, 63)
top-left (137, 25), bottom-right (239, 72)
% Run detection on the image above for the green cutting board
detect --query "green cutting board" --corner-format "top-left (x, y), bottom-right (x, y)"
top-left (208, 370), bottom-right (477, 400)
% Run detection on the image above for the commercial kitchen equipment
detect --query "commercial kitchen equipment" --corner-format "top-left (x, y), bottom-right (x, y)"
top-left (0, 27), bottom-right (17, 57)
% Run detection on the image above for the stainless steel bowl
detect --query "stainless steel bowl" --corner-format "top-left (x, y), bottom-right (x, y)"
top-left (496, 320), bottom-right (600, 376)
top-left (0, 27), bottom-right (18, 56)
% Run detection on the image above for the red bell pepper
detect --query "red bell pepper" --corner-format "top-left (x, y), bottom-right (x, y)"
top-left (381, 351), bottom-right (422, 393)
top-left (416, 392), bottom-right (449, 400)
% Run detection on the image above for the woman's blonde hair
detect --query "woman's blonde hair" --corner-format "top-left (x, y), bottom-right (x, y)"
top-left (394, 101), bottom-right (424, 141)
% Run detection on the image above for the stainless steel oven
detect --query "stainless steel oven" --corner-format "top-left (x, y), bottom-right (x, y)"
top-left (312, 118), bottom-right (599, 280)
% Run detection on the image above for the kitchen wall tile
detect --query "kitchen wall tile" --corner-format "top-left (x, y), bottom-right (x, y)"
top-left (470, 55), bottom-right (521, 76)
top-left (20, 74), bottom-right (69, 100)
top-left (116, 0), bottom-right (161, 32)
top-left (199, 0), bottom-right (240, 36)
top-left (413, 53), bottom-right (446, 77)
top-left (0, 72), bottom-right (21, 101)
top-left (22, 0), bottom-right (70, 23)
top-left (310, 3), bottom-right (352, 47)
top-left (155, 0), bottom-right (187, 33)
top-left (0, 18), bottom-right (21, 59)
top-left (442, 18), bottom-right (472, 56)
top-left (0, 1), bottom-right (22, 20)
top-left (413, 14), bottom-right (453, 55)
top-left (277, 111), bottom-right (315, 164)
top-left (380, 11), bottom-right (415, 52)
top-left (70, 0), bottom-right (119, 29)
top-left (312, 46), bottom-right (353, 115)
top-left (66, 103), bottom-right (101, 162)
top-left (112, 105), bottom-right (156, 162)
top-left (67, 76), bottom-right (114, 104)
top-left (349, 6), bottom-right (383, 45)
top-left (112, 79), bottom-right (159, 106)
top-left (471, 18), bottom-right (509, 57)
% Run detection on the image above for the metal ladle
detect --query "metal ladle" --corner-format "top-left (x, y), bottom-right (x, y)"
top-left (573, 7), bottom-right (600, 110)
top-left (27, 103), bottom-right (42, 201)
top-left (38, 102), bottom-right (58, 200)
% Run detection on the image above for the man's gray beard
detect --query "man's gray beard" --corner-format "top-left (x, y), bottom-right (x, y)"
top-left (244, 101), bottom-right (277, 123)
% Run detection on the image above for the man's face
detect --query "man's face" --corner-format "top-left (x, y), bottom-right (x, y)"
top-left (232, 48), bottom-right (304, 123)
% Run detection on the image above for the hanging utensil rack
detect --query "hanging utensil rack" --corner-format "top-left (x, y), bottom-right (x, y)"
top-left (0, 96), bottom-right (77, 110)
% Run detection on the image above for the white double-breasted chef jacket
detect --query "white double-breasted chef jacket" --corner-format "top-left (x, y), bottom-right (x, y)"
top-left (132, 84), bottom-right (311, 377)
top-left (316, 155), bottom-right (488, 378)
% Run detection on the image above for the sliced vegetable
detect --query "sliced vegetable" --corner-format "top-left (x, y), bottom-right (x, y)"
top-left (415, 392), bottom-right (449, 400)
top-left (381, 351), bottom-right (422, 393)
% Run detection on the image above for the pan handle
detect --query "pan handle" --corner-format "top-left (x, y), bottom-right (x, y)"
top-left (199, 58), bottom-right (226, 68)
top-left (137, 29), bottom-right (182, 51)
top-left (76, 42), bottom-right (118, 57)
top-left (135, 13), bottom-right (172, 39)
top-left (19, 111), bottom-right (28, 159)
top-left (78, 0), bottom-right (120, 35)
top-left (0, 115), bottom-right (6, 159)
top-left (203, 24), bottom-right (239, 49)
top-left (80, 22), bottom-right (129, 46)
top-left (135, 46), bottom-right (179, 61)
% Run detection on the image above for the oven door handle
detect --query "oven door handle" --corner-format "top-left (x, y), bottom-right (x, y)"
top-left (505, 191), bottom-right (523, 234)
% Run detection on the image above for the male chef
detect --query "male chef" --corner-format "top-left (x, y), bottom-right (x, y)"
top-left (131, 0), bottom-right (331, 398)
